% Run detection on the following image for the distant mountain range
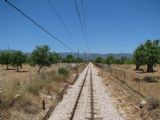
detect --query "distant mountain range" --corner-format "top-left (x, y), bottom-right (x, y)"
top-left (59, 52), bottom-right (133, 60)
top-left (0, 50), bottom-right (132, 60)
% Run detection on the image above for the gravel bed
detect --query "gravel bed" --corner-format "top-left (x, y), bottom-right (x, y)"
top-left (91, 64), bottom-right (123, 120)
top-left (72, 67), bottom-right (91, 120)
top-left (48, 63), bottom-right (124, 120)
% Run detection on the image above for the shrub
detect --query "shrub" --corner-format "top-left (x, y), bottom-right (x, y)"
top-left (58, 67), bottom-right (70, 77)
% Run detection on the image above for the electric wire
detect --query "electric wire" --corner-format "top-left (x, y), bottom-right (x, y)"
top-left (80, 0), bottom-right (87, 32)
top-left (47, 0), bottom-right (80, 49)
top-left (74, 0), bottom-right (89, 52)
top-left (4, 0), bottom-right (74, 52)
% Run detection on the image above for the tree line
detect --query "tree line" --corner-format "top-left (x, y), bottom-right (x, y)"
top-left (95, 40), bottom-right (160, 73)
top-left (0, 45), bottom-right (83, 73)
top-left (95, 56), bottom-right (133, 65)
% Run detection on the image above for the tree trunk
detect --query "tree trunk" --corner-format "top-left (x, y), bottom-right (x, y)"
top-left (136, 65), bottom-right (140, 70)
top-left (38, 65), bottom-right (43, 74)
top-left (6, 65), bottom-right (9, 70)
top-left (147, 64), bottom-right (154, 72)
top-left (16, 65), bottom-right (19, 72)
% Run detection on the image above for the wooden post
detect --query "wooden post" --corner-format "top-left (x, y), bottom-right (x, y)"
top-left (43, 99), bottom-right (46, 110)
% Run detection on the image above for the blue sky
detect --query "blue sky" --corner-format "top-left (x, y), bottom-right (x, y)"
top-left (1, 0), bottom-right (160, 53)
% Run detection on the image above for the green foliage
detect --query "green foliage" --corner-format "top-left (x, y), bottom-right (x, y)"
top-left (133, 44), bottom-right (145, 70)
top-left (64, 55), bottom-right (75, 63)
top-left (105, 56), bottom-right (116, 65)
top-left (120, 56), bottom-right (133, 64)
top-left (94, 55), bottom-right (133, 65)
top-left (58, 67), bottom-right (70, 77)
top-left (76, 57), bottom-right (83, 63)
top-left (10, 51), bottom-right (26, 71)
top-left (26, 55), bottom-right (33, 64)
top-left (133, 40), bottom-right (160, 72)
top-left (144, 40), bottom-right (160, 72)
top-left (0, 51), bottom-right (11, 70)
top-left (124, 58), bottom-right (134, 64)
top-left (95, 56), bottom-right (104, 63)
top-left (94, 55), bottom-right (132, 65)
top-left (50, 53), bottom-right (61, 64)
top-left (31, 45), bottom-right (53, 73)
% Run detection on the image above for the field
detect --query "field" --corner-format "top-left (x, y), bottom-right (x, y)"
top-left (0, 63), bottom-right (87, 120)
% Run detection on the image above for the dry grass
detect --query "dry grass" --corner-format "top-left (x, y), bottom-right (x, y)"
top-left (0, 63), bottom-right (87, 120)
top-left (0, 64), bottom-right (66, 115)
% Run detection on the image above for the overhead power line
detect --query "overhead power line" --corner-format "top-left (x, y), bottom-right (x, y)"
top-left (4, 0), bottom-right (74, 52)
top-left (80, 0), bottom-right (87, 32)
top-left (47, 0), bottom-right (80, 49)
top-left (74, 0), bottom-right (89, 52)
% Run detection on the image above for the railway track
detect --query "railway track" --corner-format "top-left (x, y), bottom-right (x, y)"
top-left (48, 63), bottom-right (123, 120)
top-left (70, 64), bottom-right (95, 120)
top-left (70, 65), bottom-right (89, 120)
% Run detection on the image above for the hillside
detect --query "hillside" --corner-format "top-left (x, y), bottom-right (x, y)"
top-left (59, 52), bottom-right (133, 60)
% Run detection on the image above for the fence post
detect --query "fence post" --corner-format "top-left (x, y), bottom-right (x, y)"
top-left (43, 99), bottom-right (46, 110)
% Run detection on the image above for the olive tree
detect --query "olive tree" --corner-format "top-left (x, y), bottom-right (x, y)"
top-left (133, 44), bottom-right (145, 70)
top-left (64, 55), bottom-right (75, 63)
top-left (31, 45), bottom-right (53, 74)
top-left (144, 40), bottom-right (160, 72)
top-left (0, 51), bottom-right (11, 70)
top-left (50, 53), bottom-right (61, 64)
top-left (95, 56), bottom-right (103, 63)
top-left (133, 40), bottom-right (160, 72)
top-left (10, 51), bottom-right (26, 72)
top-left (105, 56), bottom-right (116, 65)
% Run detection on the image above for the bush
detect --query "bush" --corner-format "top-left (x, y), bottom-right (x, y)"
top-left (58, 67), bottom-right (70, 77)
